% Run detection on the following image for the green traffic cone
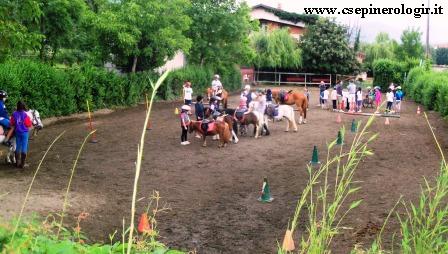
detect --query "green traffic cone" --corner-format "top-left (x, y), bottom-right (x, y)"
top-left (336, 130), bottom-right (344, 145)
top-left (258, 177), bottom-right (274, 203)
top-left (310, 145), bottom-right (320, 165)
top-left (351, 119), bottom-right (357, 133)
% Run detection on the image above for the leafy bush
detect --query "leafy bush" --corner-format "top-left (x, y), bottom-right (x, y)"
top-left (405, 67), bottom-right (448, 115)
top-left (163, 65), bottom-right (241, 100)
top-left (0, 60), bottom-right (155, 117)
top-left (372, 59), bottom-right (405, 91)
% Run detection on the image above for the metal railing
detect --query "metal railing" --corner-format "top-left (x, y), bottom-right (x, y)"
top-left (254, 71), bottom-right (333, 86)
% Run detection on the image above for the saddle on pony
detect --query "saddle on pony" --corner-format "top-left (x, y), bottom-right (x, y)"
top-left (265, 104), bottom-right (279, 117)
top-left (201, 120), bottom-right (217, 134)
top-left (279, 90), bottom-right (290, 103)
top-left (234, 109), bottom-right (248, 122)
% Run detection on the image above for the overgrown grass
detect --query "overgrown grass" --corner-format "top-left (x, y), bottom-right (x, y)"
top-left (351, 113), bottom-right (448, 254)
top-left (279, 116), bottom-right (377, 253)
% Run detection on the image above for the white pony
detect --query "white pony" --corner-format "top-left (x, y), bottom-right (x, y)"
top-left (265, 104), bottom-right (298, 132)
top-left (0, 109), bottom-right (43, 164)
top-left (248, 101), bottom-right (266, 138)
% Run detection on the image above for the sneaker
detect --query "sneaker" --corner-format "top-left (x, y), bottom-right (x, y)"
top-left (181, 142), bottom-right (187, 145)
top-left (195, 134), bottom-right (202, 139)
top-left (184, 141), bottom-right (190, 145)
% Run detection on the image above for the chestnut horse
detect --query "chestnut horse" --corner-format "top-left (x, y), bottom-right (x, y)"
top-left (206, 88), bottom-right (228, 109)
top-left (204, 108), bottom-right (239, 143)
top-left (271, 89), bottom-right (308, 124)
top-left (189, 120), bottom-right (231, 148)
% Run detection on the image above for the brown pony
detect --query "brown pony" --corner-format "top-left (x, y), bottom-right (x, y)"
top-left (204, 108), bottom-right (239, 143)
top-left (271, 89), bottom-right (308, 124)
top-left (189, 120), bottom-right (231, 148)
top-left (206, 88), bottom-right (228, 109)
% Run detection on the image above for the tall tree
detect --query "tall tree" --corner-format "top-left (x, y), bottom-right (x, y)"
top-left (251, 28), bottom-right (301, 70)
top-left (395, 28), bottom-right (424, 61)
top-left (94, 0), bottom-right (192, 72)
top-left (434, 48), bottom-right (448, 65)
top-left (0, 0), bottom-right (43, 58)
top-left (361, 32), bottom-right (397, 73)
top-left (38, 0), bottom-right (86, 62)
top-left (300, 18), bottom-right (359, 74)
top-left (187, 0), bottom-right (256, 69)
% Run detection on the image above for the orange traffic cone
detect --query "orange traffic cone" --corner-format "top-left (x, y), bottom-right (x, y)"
top-left (282, 229), bottom-right (295, 251)
top-left (336, 114), bottom-right (342, 123)
top-left (417, 106), bottom-right (421, 115)
top-left (137, 213), bottom-right (153, 235)
top-left (385, 117), bottom-right (390, 125)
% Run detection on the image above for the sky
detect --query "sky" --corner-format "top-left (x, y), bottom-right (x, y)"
top-left (245, 0), bottom-right (448, 45)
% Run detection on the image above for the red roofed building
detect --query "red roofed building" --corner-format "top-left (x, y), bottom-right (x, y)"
top-left (251, 4), bottom-right (306, 40)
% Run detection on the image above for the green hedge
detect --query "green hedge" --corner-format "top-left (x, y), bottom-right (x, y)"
top-left (404, 67), bottom-right (448, 116)
top-left (0, 60), bottom-right (158, 118)
top-left (372, 59), bottom-right (406, 91)
top-left (0, 60), bottom-right (242, 118)
top-left (163, 65), bottom-right (242, 100)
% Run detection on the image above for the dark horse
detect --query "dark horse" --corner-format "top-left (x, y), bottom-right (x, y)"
top-left (209, 108), bottom-right (264, 138)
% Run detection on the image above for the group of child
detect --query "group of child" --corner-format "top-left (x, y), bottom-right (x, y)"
top-left (316, 81), bottom-right (404, 114)
top-left (0, 90), bottom-right (33, 168)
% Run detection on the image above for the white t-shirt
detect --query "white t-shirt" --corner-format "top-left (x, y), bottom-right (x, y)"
top-left (386, 92), bottom-right (394, 102)
top-left (184, 87), bottom-right (193, 100)
top-left (356, 91), bottom-right (363, 101)
top-left (323, 90), bottom-right (329, 100)
top-left (212, 80), bottom-right (222, 90)
top-left (342, 90), bottom-right (349, 99)
top-left (331, 90), bottom-right (338, 100)
top-left (348, 83), bottom-right (357, 94)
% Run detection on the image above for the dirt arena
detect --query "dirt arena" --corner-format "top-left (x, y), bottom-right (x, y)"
top-left (0, 87), bottom-right (447, 253)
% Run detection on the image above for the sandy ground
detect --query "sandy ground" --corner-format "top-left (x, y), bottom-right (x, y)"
top-left (0, 87), bottom-right (446, 253)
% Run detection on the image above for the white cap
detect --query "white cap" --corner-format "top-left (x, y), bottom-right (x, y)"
top-left (181, 105), bottom-right (191, 111)
top-left (244, 85), bottom-right (251, 90)
top-left (214, 74), bottom-right (220, 79)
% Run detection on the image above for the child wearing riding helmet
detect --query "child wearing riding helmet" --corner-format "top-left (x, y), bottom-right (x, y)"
top-left (395, 86), bottom-right (404, 113)
top-left (0, 90), bottom-right (10, 133)
top-left (180, 105), bottom-right (191, 145)
top-left (374, 86), bottom-right (382, 113)
top-left (5, 101), bottom-right (32, 168)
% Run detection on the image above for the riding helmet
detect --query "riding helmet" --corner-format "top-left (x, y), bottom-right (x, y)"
top-left (0, 90), bottom-right (7, 99)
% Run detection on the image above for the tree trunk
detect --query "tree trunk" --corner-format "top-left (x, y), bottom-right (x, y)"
top-left (131, 56), bottom-right (138, 73)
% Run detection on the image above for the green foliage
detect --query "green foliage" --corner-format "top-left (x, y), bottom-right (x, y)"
top-left (163, 65), bottom-right (241, 100)
top-left (404, 68), bottom-right (448, 115)
top-left (38, 0), bottom-right (86, 61)
top-left (434, 48), bottom-right (448, 65)
top-left (300, 18), bottom-right (359, 75)
top-left (0, 0), bottom-right (43, 58)
top-left (264, 8), bottom-right (318, 25)
top-left (187, 0), bottom-right (256, 69)
top-left (361, 33), bottom-right (398, 74)
top-left (0, 216), bottom-right (185, 253)
top-left (251, 28), bottom-right (302, 69)
top-left (93, 0), bottom-right (192, 72)
top-left (0, 59), bottom-right (155, 117)
top-left (395, 28), bottom-right (424, 61)
top-left (372, 59), bottom-right (405, 91)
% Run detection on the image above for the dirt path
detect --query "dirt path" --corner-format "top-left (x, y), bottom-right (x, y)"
top-left (0, 87), bottom-right (446, 253)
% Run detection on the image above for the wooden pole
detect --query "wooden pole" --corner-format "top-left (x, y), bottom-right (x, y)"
top-left (86, 100), bottom-right (98, 143)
